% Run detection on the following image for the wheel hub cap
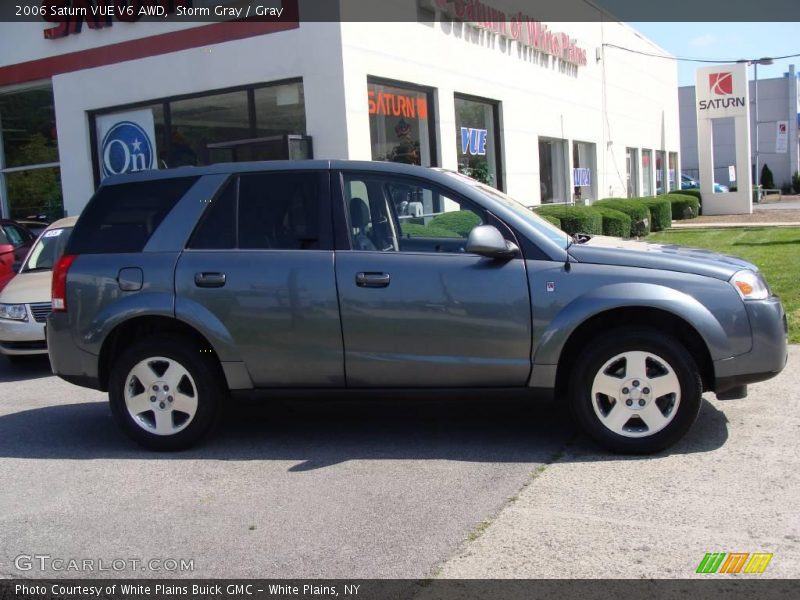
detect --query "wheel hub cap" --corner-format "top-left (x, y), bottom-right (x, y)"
top-left (590, 350), bottom-right (681, 438)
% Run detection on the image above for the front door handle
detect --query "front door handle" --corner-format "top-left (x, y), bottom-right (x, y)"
top-left (195, 272), bottom-right (226, 288)
top-left (356, 272), bottom-right (390, 288)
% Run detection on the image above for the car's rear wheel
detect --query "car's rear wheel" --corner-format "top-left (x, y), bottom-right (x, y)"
top-left (109, 334), bottom-right (225, 450)
top-left (569, 328), bottom-right (702, 454)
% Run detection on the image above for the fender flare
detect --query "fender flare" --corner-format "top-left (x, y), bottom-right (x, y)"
top-left (533, 282), bottom-right (732, 367)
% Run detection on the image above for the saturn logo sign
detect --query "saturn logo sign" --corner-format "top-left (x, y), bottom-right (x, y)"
top-left (101, 121), bottom-right (154, 178)
top-left (709, 72), bottom-right (733, 96)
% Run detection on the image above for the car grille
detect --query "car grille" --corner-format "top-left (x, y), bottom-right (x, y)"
top-left (29, 302), bottom-right (52, 323)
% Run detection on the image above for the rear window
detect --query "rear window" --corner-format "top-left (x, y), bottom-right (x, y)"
top-left (68, 177), bottom-right (197, 254)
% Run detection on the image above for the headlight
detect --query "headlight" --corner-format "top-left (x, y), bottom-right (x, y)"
top-left (0, 303), bottom-right (28, 321)
top-left (730, 270), bottom-right (769, 301)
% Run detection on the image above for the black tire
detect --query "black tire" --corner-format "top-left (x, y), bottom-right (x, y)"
top-left (568, 327), bottom-right (702, 454)
top-left (108, 334), bottom-right (226, 450)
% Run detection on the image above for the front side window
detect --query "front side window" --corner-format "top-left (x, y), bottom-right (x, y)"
top-left (343, 174), bottom-right (485, 254)
top-left (368, 79), bottom-right (435, 167)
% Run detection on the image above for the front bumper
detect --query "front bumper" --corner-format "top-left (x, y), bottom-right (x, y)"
top-left (714, 295), bottom-right (788, 394)
top-left (0, 311), bottom-right (46, 355)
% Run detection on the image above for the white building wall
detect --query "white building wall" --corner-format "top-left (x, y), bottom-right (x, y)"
top-left (339, 19), bottom-right (679, 206)
top-left (46, 22), bottom-right (348, 215)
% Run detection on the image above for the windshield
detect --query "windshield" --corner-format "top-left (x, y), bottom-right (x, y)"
top-left (22, 227), bottom-right (73, 273)
top-left (441, 171), bottom-right (570, 248)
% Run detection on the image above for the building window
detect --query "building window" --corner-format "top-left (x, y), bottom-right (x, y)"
top-left (656, 150), bottom-right (666, 194)
top-left (367, 78), bottom-right (436, 167)
top-left (454, 94), bottom-right (503, 190)
top-left (538, 138), bottom-right (568, 203)
top-left (90, 80), bottom-right (307, 185)
top-left (642, 149), bottom-right (653, 196)
top-left (572, 141), bottom-right (596, 202)
top-left (668, 152), bottom-right (679, 192)
top-left (0, 83), bottom-right (63, 220)
top-left (626, 147), bottom-right (639, 197)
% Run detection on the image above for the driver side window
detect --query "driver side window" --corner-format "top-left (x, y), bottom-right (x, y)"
top-left (343, 174), bottom-right (485, 253)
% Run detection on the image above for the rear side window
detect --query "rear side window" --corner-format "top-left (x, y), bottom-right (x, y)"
top-left (68, 177), bottom-right (197, 254)
top-left (189, 172), bottom-right (329, 250)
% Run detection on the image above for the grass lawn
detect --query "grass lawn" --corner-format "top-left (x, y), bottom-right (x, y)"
top-left (649, 227), bottom-right (800, 344)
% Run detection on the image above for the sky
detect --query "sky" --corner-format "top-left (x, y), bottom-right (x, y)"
top-left (629, 22), bottom-right (800, 87)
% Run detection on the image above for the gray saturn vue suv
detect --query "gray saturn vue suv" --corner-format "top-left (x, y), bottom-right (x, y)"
top-left (47, 161), bottom-right (788, 452)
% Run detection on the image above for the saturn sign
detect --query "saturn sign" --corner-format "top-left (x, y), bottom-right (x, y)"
top-left (96, 109), bottom-right (159, 180)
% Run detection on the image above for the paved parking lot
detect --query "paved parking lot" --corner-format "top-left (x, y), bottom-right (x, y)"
top-left (0, 348), bottom-right (797, 579)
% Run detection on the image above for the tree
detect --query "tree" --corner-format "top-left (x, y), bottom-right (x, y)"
top-left (760, 164), bottom-right (775, 189)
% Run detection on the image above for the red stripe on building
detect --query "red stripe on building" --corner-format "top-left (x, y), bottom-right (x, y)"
top-left (0, 20), bottom-right (299, 87)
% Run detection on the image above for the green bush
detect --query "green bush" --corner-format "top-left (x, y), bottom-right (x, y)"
top-left (591, 206), bottom-right (631, 238)
top-left (643, 197), bottom-right (673, 231)
top-left (429, 210), bottom-right (482, 237)
top-left (400, 223), bottom-right (460, 238)
top-left (760, 164), bottom-right (775, 189)
top-left (593, 198), bottom-right (651, 237)
top-left (534, 206), bottom-right (602, 236)
top-left (538, 214), bottom-right (561, 229)
top-left (792, 171), bottom-right (800, 194)
top-left (662, 193), bottom-right (700, 220)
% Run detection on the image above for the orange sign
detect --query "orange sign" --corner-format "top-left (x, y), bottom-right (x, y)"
top-left (368, 90), bottom-right (428, 120)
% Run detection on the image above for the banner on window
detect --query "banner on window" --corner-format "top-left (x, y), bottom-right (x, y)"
top-left (573, 167), bottom-right (591, 187)
top-left (96, 109), bottom-right (158, 180)
top-left (776, 121), bottom-right (789, 153)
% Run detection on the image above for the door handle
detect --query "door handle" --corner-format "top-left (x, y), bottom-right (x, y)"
top-left (194, 272), bottom-right (226, 288)
top-left (356, 272), bottom-right (390, 288)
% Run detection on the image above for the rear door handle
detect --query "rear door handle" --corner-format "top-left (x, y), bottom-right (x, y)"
top-left (194, 272), bottom-right (226, 288)
top-left (356, 272), bottom-right (390, 288)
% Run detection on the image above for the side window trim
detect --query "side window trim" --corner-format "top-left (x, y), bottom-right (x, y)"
top-left (336, 171), bottom-right (493, 254)
top-left (186, 170), bottom-right (334, 252)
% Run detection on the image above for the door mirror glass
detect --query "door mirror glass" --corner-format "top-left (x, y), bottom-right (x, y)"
top-left (466, 225), bottom-right (518, 259)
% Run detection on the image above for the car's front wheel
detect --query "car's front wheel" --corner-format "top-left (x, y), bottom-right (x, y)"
top-left (109, 335), bottom-right (225, 450)
top-left (569, 328), bottom-right (702, 454)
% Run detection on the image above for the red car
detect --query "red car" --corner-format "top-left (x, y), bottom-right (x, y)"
top-left (0, 220), bottom-right (36, 291)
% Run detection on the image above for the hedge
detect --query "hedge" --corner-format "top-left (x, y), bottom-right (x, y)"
top-left (534, 206), bottom-right (603, 236)
top-left (661, 193), bottom-right (700, 220)
top-left (400, 223), bottom-right (461, 238)
top-left (538, 214), bottom-right (561, 229)
top-left (593, 198), bottom-right (651, 237)
top-left (429, 210), bottom-right (482, 237)
top-left (592, 206), bottom-right (632, 238)
top-left (641, 197), bottom-right (672, 231)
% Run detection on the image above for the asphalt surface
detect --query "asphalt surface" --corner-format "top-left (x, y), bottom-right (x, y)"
top-left (0, 355), bottom-right (571, 579)
top-left (0, 348), bottom-right (797, 579)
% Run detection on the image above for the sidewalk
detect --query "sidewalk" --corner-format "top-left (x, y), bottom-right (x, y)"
top-left (434, 348), bottom-right (800, 578)
top-left (669, 203), bottom-right (800, 229)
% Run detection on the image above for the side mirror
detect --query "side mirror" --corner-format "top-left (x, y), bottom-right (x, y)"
top-left (11, 261), bottom-right (21, 274)
top-left (466, 225), bottom-right (519, 260)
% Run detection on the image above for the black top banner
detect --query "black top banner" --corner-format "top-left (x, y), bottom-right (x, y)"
top-left (0, 0), bottom-right (799, 23)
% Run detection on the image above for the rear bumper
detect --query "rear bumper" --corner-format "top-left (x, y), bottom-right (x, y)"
top-left (46, 312), bottom-right (101, 390)
top-left (714, 296), bottom-right (788, 394)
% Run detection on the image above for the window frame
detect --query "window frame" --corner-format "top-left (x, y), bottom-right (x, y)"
top-left (332, 170), bottom-right (522, 257)
top-left (186, 170), bottom-right (334, 252)
top-left (453, 92), bottom-right (504, 191)
top-left (87, 78), bottom-right (306, 189)
top-left (366, 76), bottom-right (439, 168)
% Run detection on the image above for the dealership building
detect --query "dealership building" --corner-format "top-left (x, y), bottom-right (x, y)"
top-left (0, 1), bottom-right (682, 219)
top-left (680, 65), bottom-right (800, 191)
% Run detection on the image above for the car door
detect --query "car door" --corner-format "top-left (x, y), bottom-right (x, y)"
top-left (334, 171), bottom-right (532, 388)
top-left (174, 171), bottom-right (344, 388)
top-left (1, 223), bottom-right (34, 263)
